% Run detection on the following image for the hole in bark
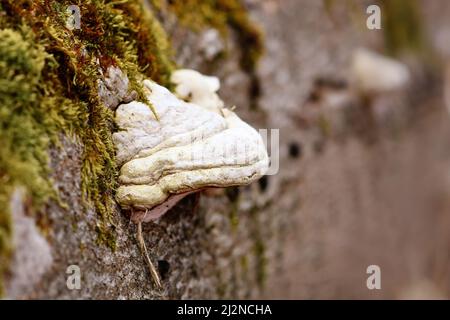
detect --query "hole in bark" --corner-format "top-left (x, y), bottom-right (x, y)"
top-left (288, 142), bottom-right (302, 159)
top-left (157, 260), bottom-right (170, 280)
top-left (307, 90), bottom-right (321, 103)
top-left (226, 186), bottom-right (240, 202)
top-left (258, 176), bottom-right (269, 192)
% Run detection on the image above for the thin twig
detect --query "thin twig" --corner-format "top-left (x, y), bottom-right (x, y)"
top-left (136, 221), bottom-right (162, 288)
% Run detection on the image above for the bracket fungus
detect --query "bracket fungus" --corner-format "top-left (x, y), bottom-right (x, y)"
top-left (113, 69), bottom-right (269, 286)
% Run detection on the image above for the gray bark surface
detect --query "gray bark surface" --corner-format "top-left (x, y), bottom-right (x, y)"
top-left (6, 0), bottom-right (450, 299)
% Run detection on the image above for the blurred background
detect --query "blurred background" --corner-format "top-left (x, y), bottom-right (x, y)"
top-left (1, 0), bottom-right (450, 299)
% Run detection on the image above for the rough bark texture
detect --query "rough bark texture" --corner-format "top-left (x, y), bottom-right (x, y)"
top-left (5, 0), bottom-right (450, 299)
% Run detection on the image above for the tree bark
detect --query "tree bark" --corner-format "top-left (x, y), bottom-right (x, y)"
top-left (5, 0), bottom-right (450, 299)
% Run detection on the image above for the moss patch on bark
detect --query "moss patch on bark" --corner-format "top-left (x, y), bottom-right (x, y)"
top-left (0, 0), bottom-right (175, 295)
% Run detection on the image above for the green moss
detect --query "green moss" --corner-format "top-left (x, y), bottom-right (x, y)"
top-left (151, 0), bottom-right (264, 107)
top-left (253, 238), bottom-right (267, 288)
top-left (225, 186), bottom-right (240, 232)
top-left (249, 206), bottom-right (267, 289)
top-left (215, 270), bottom-right (227, 298)
top-left (239, 255), bottom-right (248, 273)
top-left (381, 0), bottom-right (427, 57)
top-left (0, 25), bottom-right (78, 295)
top-left (0, 0), bottom-right (175, 294)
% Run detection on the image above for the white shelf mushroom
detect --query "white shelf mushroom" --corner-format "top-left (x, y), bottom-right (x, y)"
top-left (114, 79), bottom-right (269, 216)
top-left (112, 70), bottom-right (269, 287)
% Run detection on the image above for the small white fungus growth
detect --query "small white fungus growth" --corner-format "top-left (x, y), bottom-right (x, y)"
top-left (351, 48), bottom-right (410, 94)
top-left (171, 69), bottom-right (225, 113)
